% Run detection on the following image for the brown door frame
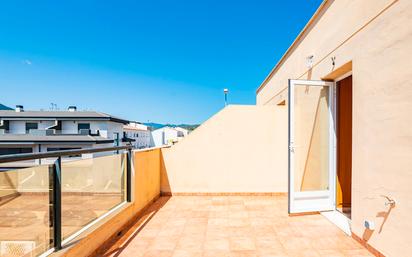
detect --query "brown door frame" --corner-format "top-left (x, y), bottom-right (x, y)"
top-left (335, 72), bottom-right (353, 218)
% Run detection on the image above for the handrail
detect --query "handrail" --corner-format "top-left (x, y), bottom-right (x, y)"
top-left (0, 145), bottom-right (132, 164)
top-left (0, 144), bottom-right (133, 252)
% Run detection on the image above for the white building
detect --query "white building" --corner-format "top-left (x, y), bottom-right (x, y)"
top-left (174, 127), bottom-right (189, 137)
top-left (151, 126), bottom-right (186, 147)
top-left (123, 122), bottom-right (153, 149)
top-left (0, 105), bottom-right (130, 156)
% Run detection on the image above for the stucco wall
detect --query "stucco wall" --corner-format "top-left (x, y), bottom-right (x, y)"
top-left (132, 148), bottom-right (162, 213)
top-left (161, 105), bottom-right (287, 194)
top-left (256, 0), bottom-right (412, 255)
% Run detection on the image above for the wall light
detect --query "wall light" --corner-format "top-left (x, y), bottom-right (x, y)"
top-left (306, 55), bottom-right (314, 69)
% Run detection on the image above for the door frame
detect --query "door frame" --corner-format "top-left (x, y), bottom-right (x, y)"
top-left (288, 79), bottom-right (337, 214)
top-left (321, 72), bottom-right (353, 235)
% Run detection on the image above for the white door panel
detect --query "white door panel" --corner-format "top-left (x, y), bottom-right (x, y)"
top-left (288, 79), bottom-right (336, 214)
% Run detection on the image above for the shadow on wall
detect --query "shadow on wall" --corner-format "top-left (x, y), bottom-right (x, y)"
top-left (362, 195), bottom-right (396, 242)
top-left (159, 149), bottom-right (171, 194)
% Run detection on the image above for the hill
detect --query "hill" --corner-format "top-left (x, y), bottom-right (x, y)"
top-left (144, 122), bottom-right (199, 131)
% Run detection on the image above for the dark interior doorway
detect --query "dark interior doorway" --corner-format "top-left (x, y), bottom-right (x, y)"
top-left (336, 75), bottom-right (352, 219)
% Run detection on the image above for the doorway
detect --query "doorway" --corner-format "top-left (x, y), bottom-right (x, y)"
top-left (336, 75), bottom-right (353, 219)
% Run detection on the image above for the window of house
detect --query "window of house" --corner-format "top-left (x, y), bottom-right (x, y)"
top-left (25, 122), bottom-right (38, 133)
top-left (78, 123), bottom-right (90, 131)
top-left (0, 148), bottom-right (32, 156)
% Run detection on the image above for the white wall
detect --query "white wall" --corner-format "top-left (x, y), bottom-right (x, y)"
top-left (38, 120), bottom-right (55, 130)
top-left (152, 127), bottom-right (180, 147)
top-left (9, 121), bottom-right (26, 134)
top-left (62, 120), bottom-right (78, 134)
top-left (125, 129), bottom-right (153, 149)
top-left (60, 120), bottom-right (124, 144)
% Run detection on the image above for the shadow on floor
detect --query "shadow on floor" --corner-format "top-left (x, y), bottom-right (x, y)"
top-left (97, 196), bottom-right (171, 257)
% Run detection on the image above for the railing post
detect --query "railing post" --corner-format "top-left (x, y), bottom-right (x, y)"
top-left (126, 148), bottom-right (132, 202)
top-left (52, 156), bottom-right (62, 250)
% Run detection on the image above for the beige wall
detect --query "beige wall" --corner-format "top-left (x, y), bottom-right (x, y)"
top-left (161, 105), bottom-right (288, 194)
top-left (256, 0), bottom-right (412, 255)
top-left (132, 148), bottom-right (162, 213)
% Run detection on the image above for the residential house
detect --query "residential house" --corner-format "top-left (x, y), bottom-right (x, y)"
top-left (151, 126), bottom-right (185, 146)
top-left (174, 126), bottom-right (189, 137)
top-left (0, 105), bottom-right (130, 156)
top-left (123, 122), bottom-right (153, 149)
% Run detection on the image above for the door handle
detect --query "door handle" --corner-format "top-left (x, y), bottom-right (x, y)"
top-left (289, 144), bottom-right (300, 153)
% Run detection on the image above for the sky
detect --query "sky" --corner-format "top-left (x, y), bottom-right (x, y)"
top-left (0, 0), bottom-right (322, 124)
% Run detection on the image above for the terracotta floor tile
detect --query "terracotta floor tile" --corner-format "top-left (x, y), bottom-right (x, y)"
top-left (176, 235), bottom-right (204, 251)
top-left (149, 236), bottom-right (179, 250)
top-left (202, 250), bottom-right (232, 257)
top-left (158, 226), bottom-right (185, 237)
top-left (257, 248), bottom-right (289, 257)
top-left (204, 237), bottom-right (230, 251)
top-left (286, 249), bottom-right (321, 257)
top-left (252, 225), bottom-right (276, 237)
top-left (97, 196), bottom-right (373, 257)
top-left (229, 237), bottom-right (256, 251)
top-left (208, 218), bottom-right (229, 226)
top-left (278, 236), bottom-right (312, 250)
top-left (229, 218), bottom-right (251, 227)
top-left (317, 249), bottom-right (346, 257)
top-left (229, 250), bottom-right (259, 257)
top-left (143, 250), bottom-right (173, 257)
top-left (273, 226), bottom-right (301, 238)
top-left (226, 226), bottom-right (253, 237)
top-left (255, 236), bottom-right (284, 250)
top-left (172, 249), bottom-right (203, 257)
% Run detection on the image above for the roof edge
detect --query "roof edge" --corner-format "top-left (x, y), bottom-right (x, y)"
top-left (256, 0), bottom-right (330, 94)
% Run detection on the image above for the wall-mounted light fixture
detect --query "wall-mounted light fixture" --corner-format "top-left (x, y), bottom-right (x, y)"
top-left (306, 55), bottom-right (314, 69)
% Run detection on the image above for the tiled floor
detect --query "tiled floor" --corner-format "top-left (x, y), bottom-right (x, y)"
top-left (102, 196), bottom-right (373, 257)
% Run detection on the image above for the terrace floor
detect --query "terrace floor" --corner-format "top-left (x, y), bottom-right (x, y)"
top-left (101, 196), bottom-right (372, 257)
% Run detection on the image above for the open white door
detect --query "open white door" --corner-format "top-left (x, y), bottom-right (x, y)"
top-left (288, 79), bottom-right (336, 214)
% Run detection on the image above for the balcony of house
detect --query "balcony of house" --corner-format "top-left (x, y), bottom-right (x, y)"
top-left (0, 106), bottom-right (374, 257)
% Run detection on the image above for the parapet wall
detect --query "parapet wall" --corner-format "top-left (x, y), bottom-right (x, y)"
top-left (161, 105), bottom-right (288, 194)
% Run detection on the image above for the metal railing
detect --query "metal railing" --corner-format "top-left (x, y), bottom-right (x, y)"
top-left (0, 145), bottom-right (132, 254)
top-left (0, 129), bottom-right (102, 136)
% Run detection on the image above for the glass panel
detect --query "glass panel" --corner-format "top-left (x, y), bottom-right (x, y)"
top-left (61, 153), bottom-right (127, 240)
top-left (0, 164), bottom-right (52, 256)
top-left (294, 85), bottom-right (330, 192)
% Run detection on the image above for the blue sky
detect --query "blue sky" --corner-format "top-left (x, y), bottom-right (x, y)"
top-left (0, 0), bottom-right (322, 124)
